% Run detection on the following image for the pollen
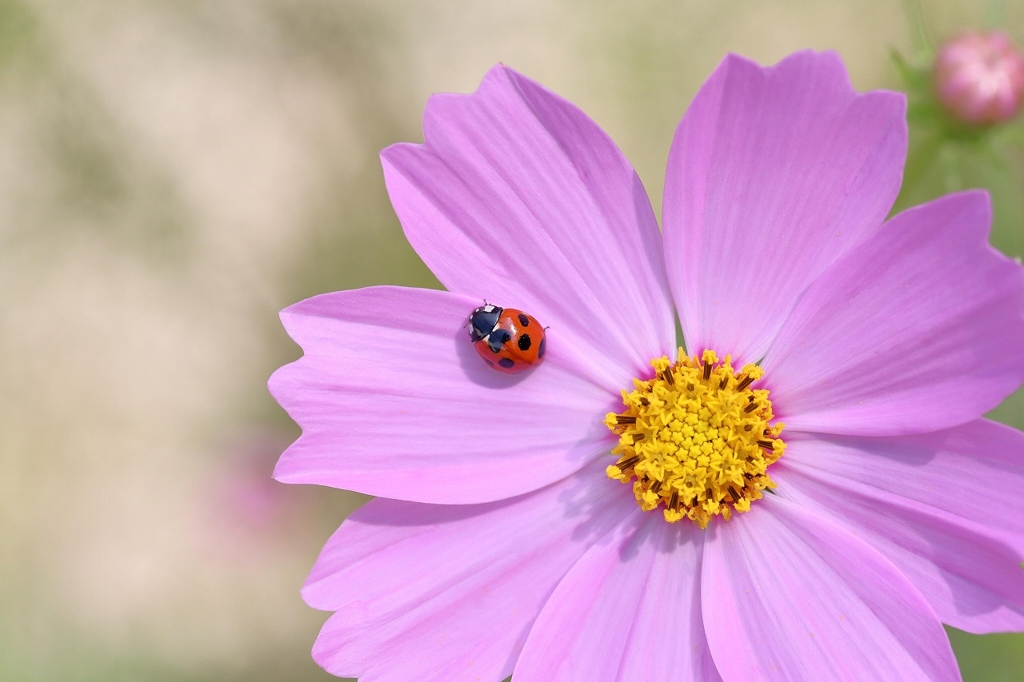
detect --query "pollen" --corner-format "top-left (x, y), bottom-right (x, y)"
top-left (605, 349), bottom-right (785, 528)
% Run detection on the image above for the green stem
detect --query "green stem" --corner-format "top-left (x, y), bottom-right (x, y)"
top-left (940, 144), bottom-right (963, 193)
top-left (901, 0), bottom-right (933, 59)
top-left (900, 134), bottom-right (943, 200)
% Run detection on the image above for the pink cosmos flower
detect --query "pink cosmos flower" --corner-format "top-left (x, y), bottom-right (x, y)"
top-left (270, 51), bottom-right (1024, 680)
top-left (933, 30), bottom-right (1024, 125)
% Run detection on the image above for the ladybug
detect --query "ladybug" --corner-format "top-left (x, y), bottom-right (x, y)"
top-left (468, 304), bottom-right (546, 374)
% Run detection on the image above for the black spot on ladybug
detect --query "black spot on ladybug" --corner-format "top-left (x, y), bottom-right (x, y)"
top-left (499, 358), bottom-right (516, 369)
top-left (485, 358), bottom-right (495, 367)
top-left (518, 334), bottom-right (532, 351)
top-left (538, 336), bottom-right (546, 359)
top-left (518, 313), bottom-right (530, 327)
top-left (488, 329), bottom-right (512, 353)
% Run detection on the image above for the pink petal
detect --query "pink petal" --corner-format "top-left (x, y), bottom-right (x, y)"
top-left (381, 65), bottom-right (675, 388)
top-left (514, 515), bottom-right (720, 682)
top-left (763, 191), bottom-right (1024, 435)
top-left (663, 51), bottom-right (906, 364)
top-left (304, 462), bottom-right (636, 681)
top-left (773, 425), bottom-right (1024, 633)
top-left (271, 286), bottom-right (618, 503)
top-left (702, 496), bottom-right (960, 681)
top-left (780, 421), bottom-right (1024, 537)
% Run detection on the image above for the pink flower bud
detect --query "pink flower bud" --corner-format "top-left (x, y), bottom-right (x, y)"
top-left (933, 31), bottom-right (1024, 125)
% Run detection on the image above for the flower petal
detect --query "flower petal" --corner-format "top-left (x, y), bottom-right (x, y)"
top-left (381, 65), bottom-right (675, 388)
top-left (773, 426), bottom-right (1024, 633)
top-left (702, 496), bottom-right (960, 681)
top-left (779, 421), bottom-right (1024, 538)
top-left (271, 286), bottom-right (617, 503)
top-left (762, 191), bottom-right (1024, 435)
top-left (514, 515), bottom-right (720, 682)
top-left (303, 461), bottom-right (635, 681)
top-left (663, 51), bottom-right (907, 364)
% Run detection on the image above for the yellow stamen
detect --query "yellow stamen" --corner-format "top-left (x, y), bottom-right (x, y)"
top-left (605, 349), bottom-right (786, 528)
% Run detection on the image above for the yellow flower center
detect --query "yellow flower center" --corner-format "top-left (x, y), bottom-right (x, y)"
top-left (605, 349), bottom-right (785, 528)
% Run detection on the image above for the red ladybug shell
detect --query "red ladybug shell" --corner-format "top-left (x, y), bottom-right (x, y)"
top-left (469, 305), bottom-right (546, 374)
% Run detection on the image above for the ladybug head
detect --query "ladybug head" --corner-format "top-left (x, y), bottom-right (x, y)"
top-left (468, 304), bottom-right (502, 341)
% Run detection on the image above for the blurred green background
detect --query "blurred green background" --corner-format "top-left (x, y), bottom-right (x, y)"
top-left (1, 0), bottom-right (1022, 680)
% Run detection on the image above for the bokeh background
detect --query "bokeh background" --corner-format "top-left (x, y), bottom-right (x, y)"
top-left (2, 0), bottom-right (1023, 680)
